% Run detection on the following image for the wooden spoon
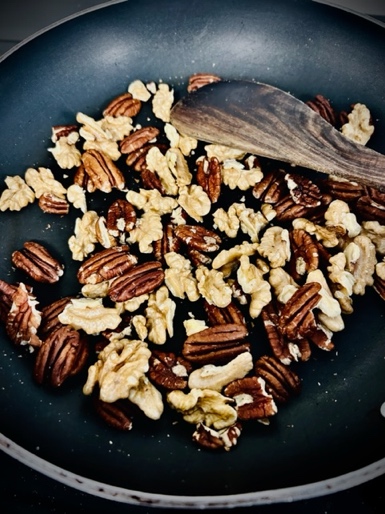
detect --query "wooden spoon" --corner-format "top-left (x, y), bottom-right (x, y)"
top-left (170, 80), bottom-right (385, 189)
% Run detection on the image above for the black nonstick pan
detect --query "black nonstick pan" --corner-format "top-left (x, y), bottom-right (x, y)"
top-left (1, 0), bottom-right (385, 508)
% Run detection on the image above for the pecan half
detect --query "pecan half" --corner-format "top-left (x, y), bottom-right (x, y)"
top-left (192, 421), bottom-right (242, 451)
top-left (120, 126), bottom-right (160, 154)
top-left (140, 167), bottom-right (166, 194)
top-left (94, 396), bottom-right (134, 431)
top-left (187, 248), bottom-right (212, 267)
top-left (319, 177), bottom-right (365, 203)
top-left (38, 193), bottom-right (70, 215)
top-left (73, 163), bottom-right (97, 193)
top-left (274, 195), bottom-right (319, 222)
top-left (108, 261), bottom-right (164, 302)
top-left (81, 149), bottom-right (125, 193)
top-left (187, 72), bottom-right (222, 92)
top-left (148, 350), bottom-right (192, 390)
top-left (0, 279), bottom-right (17, 323)
top-left (12, 241), bottom-right (64, 284)
top-left (224, 376), bottom-right (277, 421)
top-left (288, 229), bottom-right (319, 282)
top-left (39, 296), bottom-right (74, 337)
top-left (153, 223), bottom-right (180, 262)
top-left (196, 156), bottom-right (222, 203)
top-left (204, 300), bottom-right (246, 327)
top-left (255, 355), bottom-right (301, 403)
top-left (356, 188), bottom-right (385, 223)
top-left (103, 92), bottom-right (141, 118)
top-left (285, 173), bottom-right (322, 208)
top-left (125, 143), bottom-right (168, 171)
top-left (278, 282), bottom-right (321, 341)
top-left (306, 94), bottom-right (339, 127)
top-left (182, 323), bottom-right (250, 364)
top-left (34, 325), bottom-right (89, 387)
top-left (252, 169), bottom-right (287, 204)
top-left (77, 246), bottom-right (138, 285)
top-left (174, 224), bottom-right (221, 252)
top-left (106, 199), bottom-right (137, 238)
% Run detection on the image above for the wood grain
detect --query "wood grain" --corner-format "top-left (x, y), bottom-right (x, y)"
top-left (171, 80), bottom-right (385, 189)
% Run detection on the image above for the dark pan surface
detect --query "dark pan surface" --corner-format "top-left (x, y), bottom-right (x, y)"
top-left (1, 0), bottom-right (385, 507)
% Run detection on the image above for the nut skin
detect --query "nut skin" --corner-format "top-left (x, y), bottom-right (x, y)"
top-left (148, 350), bottom-right (192, 390)
top-left (182, 323), bottom-right (250, 364)
top-left (38, 193), bottom-right (70, 215)
top-left (93, 396), bottom-right (134, 431)
top-left (106, 199), bottom-right (137, 236)
top-left (108, 261), bottom-right (165, 302)
top-left (12, 241), bottom-right (64, 284)
top-left (196, 156), bottom-right (222, 203)
top-left (81, 149), bottom-right (125, 193)
top-left (34, 325), bottom-right (89, 387)
top-left (120, 126), bottom-right (160, 154)
top-left (255, 355), bottom-right (301, 403)
top-left (224, 376), bottom-right (277, 421)
top-left (103, 92), bottom-right (141, 118)
top-left (174, 224), bottom-right (222, 252)
top-left (77, 246), bottom-right (138, 285)
top-left (278, 282), bottom-right (322, 341)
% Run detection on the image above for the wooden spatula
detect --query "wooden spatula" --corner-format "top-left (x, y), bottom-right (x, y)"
top-left (170, 80), bottom-right (385, 189)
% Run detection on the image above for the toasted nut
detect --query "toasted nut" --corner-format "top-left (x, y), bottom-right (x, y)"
top-left (192, 421), bottom-right (242, 451)
top-left (120, 126), bottom-right (160, 154)
top-left (148, 350), bottom-right (192, 390)
top-left (224, 376), bottom-right (277, 421)
top-left (77, 246), bottom-right (138, 285)
top-left (252, 169), bottom-right (287, 204)
top-left (93, 396), bottom-right (134, 431)
top-left (108, 261), bottom-right (165, 302)
top-left (38, 193), bottom-right (70, 215)
top-left (174, 224), bottom-right (221, 252)
top-left (204, 300), bottom-right (246, 327)
top-left (106, 199), bottom-right (137, 237)
top-left (103, 92), bottom-right (141, 117)
top-left (34, 325), bottom-right (89, 387)
top-left (196, 156), bottom-right (222, 203)
top-left (39, 296), bottom-right (74, 336)
top-left (255, 355), bottom-right (301, 403)
top-left (12, 241), bottom-right (64, 284)
top-left (187, 72), bottom-right (221, 92)
top-left (81, 149), bottom-right (125, 193)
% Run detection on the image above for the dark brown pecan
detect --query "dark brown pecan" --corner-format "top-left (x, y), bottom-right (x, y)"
top-left (255, 355), bottom-right (301, 403)
top-left (308, 325), bottom-right (334, 351)
top-left (77, 246), bottom-right (138, 285)
top-left (34, 325), bottom-right (89, 387)
top-left (187, 248), bottom-right (212, 267)
top-left (204, 300), bottom-right (246, 327)
top-left (73, 163), bottom-right (97, 193)
top-left (140, 168), bottom-right (166, 194)
top-left (148, 350), bottom-right (192, 390)
top-left (288, 229), bottom-right (319, 282)
top-left (106, 199), bottom-right (137, 238)
top-left (192, 422), bottom-right (242, 451)
top-left (4, 282), bottom-right (42, 348)
top-left (120, 126), bottom-right (160, 154)
top-left (39, 296), bottom-right (74, 337)
top-left (174, 224), bottom-right (221, 252)
top-left (306, 94), bottom-right (339, 127)
top-left (81, 149), bottom-right (125, 193)
top-left (278, 282), bottom-right (322, 341)
top-left (374, 269), bottom-right (385, 301)
top-left (274, 195), bottom-right (318, 222)
top-left (196, 156), bottom-right (222, 203)
top-left (12, 241), bottom-right (64, 284)
top-left (252, 169), bottom-right (287, 204)
top-left (285, 173), bottom-right (322, 208)
top-left (125, 143), bottom-right (168, 171)
top-left (187, 72), bottom-right (221, 92)
top-left (94, 396), bottom-right (134, 431)
top-left (261, 303), bottom-right (300, 364)
top-left (0, 279), bottom-right (17, 323)
top-left (356, 187), bottom-right (385, 223)
top-left (153, 223), bottom-right (180, 262)
top-left (319, 177), bottom-right (365, 203)
top-left (224, 376), bottom-right (277, 421)
top-left (103, 92), bottom-right (141, 118)
top-left (182, 323), bottom-right (250, 364)
top-left (108, 261), bottom-right (164, 302)
top-left (38, 193), bottom-right (70, 215)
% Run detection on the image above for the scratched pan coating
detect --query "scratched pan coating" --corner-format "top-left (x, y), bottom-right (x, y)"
top-left (0, 0), bottom-right (385, 508)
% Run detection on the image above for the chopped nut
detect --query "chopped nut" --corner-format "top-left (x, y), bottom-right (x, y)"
top-left (66, 184), bottom-right (87, 213)
top-left (152, 83), bottom-right (174, 122)
top-left (221, 158), bottom-right (263, 191)
top-left (167, 388), bottom-right (238, 430)
top-left (68, 210), bottom-right (99, 261)
top-left (25, 167), bottom-right (67, 199)
top-left (237, 255), bottom-right (272, 319)
top-left (128, 79), bottom-right (152, 102)
top-left (76, 112), bottom-right (121, 161)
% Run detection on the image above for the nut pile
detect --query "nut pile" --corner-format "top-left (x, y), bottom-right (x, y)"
top-left (1, 73), bottom-right (385, 452)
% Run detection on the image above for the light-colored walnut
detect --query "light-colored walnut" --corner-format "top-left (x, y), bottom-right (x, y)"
top-left (144, 286), bottom-right (176, 345)
top-left (0, 175), bottom-right (35, 211)
top-left (58, 297), bottom-right (121, 335)
top-left (195, 266), bottom-right (232, 308)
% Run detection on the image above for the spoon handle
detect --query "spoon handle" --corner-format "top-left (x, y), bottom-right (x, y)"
top-left (171, 81), bottom-right (385, 189)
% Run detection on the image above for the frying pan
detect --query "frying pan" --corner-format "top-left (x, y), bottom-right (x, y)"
top-left (1, 0), bottom-right (385, 509)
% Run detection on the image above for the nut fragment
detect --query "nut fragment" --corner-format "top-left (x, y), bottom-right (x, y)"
top-left (38, 193), bottom-right (70, 215)
top-left (224, 376), bottom-right (277, 421)
top-left (12, 241), bottom-right (64, 284)
top-left (192, 421), bottom-right (242, 451)
top-left (148, 350), bottom-right (192, 390)
top-left (187, 72), bottom-right (221, 92)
